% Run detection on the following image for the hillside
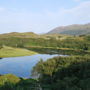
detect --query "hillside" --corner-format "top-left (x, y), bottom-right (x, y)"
top-left (0, 32), bottom-right (39, 38)
top-left (0, 32), bottom-right (71, 40)
top-left (48, 23), bottom-right (90, 35)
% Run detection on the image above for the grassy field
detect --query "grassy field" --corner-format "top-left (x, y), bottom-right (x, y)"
top-left (0, 46), bottom-right (37, 58)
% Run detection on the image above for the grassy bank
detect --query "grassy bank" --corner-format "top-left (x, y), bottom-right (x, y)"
top-left (0, 74), bottom-right (39, 90)
top-left (0, 46), bottom-right (37, 58)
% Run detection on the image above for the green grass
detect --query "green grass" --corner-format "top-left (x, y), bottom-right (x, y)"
top-left (0, 74), bottom-right (20, 86)
top-left (0, 46), bottom-right (37, 58)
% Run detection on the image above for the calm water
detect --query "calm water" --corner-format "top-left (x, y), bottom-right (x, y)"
top-left (0, 54), bottom-right (64, 78)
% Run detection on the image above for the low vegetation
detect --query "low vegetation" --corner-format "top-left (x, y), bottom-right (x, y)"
top-left (0, 74), bottom-right (39, 90)
top-left (0, 33), bottom-right (90, 51)
top-left (0, 46), bottom-right (37, 58)
top-left (32, 56), bottom-right (90, 90)
top-left (0, 33), bottom-right (90, 90)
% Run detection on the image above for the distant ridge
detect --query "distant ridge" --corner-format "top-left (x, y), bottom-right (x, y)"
top-left (48, 23), bottom-right (90, 35)
top-left (0, 32), bottom-right (38, 38)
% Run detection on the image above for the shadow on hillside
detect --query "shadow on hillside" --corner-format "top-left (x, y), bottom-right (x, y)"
top-left (27, 47), bottom-right (89, 55)
top-left (39, 58), bottom-right (90, 90)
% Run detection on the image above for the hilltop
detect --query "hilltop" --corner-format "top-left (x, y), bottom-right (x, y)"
top-left (0, 32), bottom-right (38, 38)
top-left (48, 23), bottom-right (90, 35)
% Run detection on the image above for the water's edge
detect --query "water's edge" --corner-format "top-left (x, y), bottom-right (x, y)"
top-left (0, 54), bottom-right (64, 78)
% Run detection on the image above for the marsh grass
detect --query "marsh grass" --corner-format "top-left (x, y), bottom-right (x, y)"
top-left (0, 46), bottom-right (37, 58)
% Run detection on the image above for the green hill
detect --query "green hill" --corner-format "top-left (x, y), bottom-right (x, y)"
top-left (0, 32), bottom-right (39, 38)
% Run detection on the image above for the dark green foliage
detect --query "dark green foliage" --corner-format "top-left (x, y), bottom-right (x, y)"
top-left (32, 56), bottom-right (90, 90)
top-left (0, 45), bottom-right (2, 49)
top-left (0, 75), bottom-right (39, 90)
top-left (0, 82), bottom-right (15, 90)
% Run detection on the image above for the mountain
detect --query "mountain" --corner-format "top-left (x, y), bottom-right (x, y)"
top-left (48, 23), bottom-right (90, 35)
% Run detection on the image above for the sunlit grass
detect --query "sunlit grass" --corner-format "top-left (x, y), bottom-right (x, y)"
top-left (0, 46), bottom-right (37, 58)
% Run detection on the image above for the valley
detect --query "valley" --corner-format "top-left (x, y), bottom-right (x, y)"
top-left (0, 26), bottom-right (90, 90)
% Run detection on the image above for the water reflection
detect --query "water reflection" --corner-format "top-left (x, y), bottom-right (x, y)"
top-left (0, 54), bottom-right (64, 78)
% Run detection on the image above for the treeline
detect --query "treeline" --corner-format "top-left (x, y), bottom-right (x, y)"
top-left (32, 56), bottom-right (90, 90)
top-left (0, 35), bottom-right (90, 51)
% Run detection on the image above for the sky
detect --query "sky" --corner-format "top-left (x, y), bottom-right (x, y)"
top-left (0, 0), bottom-right (90, 34)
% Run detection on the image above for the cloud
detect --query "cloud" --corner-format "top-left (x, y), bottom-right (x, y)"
top-left (0, 7), bottom-right (6, 12)
top-left (0, 1), bottom-right (90, 33)
top-left (64, 1), bottom-right (90, 20)
top-left (73, 0), bottom-right (81, 2)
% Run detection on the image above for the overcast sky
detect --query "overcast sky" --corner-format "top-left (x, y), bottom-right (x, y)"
top-left (0, 0), bottom-right (90, 34)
